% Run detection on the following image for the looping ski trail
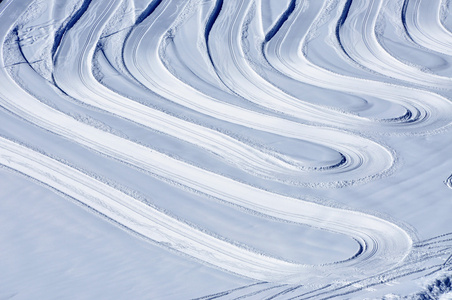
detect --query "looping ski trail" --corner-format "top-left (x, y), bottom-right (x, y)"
top-left (336, 0), bottom-right (452, 90)
top-left (0, 136), bottom-right (411, 284)
top-left (156, 0), bottom-right (452, 135)
top-left (1, 0), bottom-right (451, 298)
top-left (445, 174), bottom-right (452, 189)
top-left (261, 0), bottom-right (452, 134)
top-left (107, 0), bottom-right (394, 186)
top-left (402, 0), bottom-right (452, 56)
top-left (49, 0), bottom-right (392, 186)
top-left (201, 231), bottom-right (452, 299)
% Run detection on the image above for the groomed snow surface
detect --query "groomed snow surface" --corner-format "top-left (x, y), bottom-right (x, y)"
top-left (1, 0), bottom-right (452, 299)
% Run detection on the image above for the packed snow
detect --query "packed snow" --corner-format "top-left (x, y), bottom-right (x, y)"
top-left (1, 0), bottom-right (452, 299)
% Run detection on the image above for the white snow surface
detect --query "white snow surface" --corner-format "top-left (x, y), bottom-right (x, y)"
top-left (1, 0), bottom-right (452, 299)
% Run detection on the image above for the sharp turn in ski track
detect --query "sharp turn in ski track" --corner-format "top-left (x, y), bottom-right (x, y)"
top-left (0, 0), bottom-right (451, 299)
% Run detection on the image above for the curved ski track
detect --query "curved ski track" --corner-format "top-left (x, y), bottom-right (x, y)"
top-left (337, 0), bottom-right (452, 90)
top-left (402, 0), bottom-right (452, 56)
top-left (1, 0), bottom-right (452, 298)
top-left (446, 174), bottom-right (452, 189)
top-left (261, 0), bottom-right (452, 132)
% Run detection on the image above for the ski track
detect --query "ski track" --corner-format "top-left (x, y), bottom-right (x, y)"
top-left (262, 0), bottom-right (452, 133)
top-left (337, 0), bottom-right (452, 90)
top-left (445, 174), bottom-right (452, 189)
top-left (1, 0), bottom-right (452, 298)
top-left (49, 0), bottom-right (392, 186)
top-left (402, 0), bottom-right (452, 56)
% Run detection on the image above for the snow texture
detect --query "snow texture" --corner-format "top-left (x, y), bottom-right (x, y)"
top-left (1, 0), bottom-right (452, 299)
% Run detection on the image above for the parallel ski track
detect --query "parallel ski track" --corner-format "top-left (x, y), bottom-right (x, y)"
top-left (50, 0), bottom-right (389, 186)
top-left (445, 174), bottom-right (452, 189)
top-left (402, 0), bottom-right (452, 56)
top-left (115, 0), bottom-right (395, 185)
top-left (0, 0), bottom-right (413, 285)
top-left (2, 0), bottom-right (452, 297)
top-left (159, 0), bottom-right (452, 134)
top-left (337, 0), bottom-right (452, 89)
top-left (263, 0), bottom-right (452, 133)
top-left (202, 232), bottom-right (452, 299)
top-left (50, 0), bottom-right (333, 185)
top-left (3, 136), bottom-right (382, 284)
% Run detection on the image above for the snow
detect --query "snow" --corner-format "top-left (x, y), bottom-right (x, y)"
top-left (0, 0), bottom-right (451, 298)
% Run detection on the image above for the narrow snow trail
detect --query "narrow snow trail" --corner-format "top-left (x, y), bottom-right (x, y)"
top-left (205, 0), bottom-right (370, 127)
top-left (123, 0), bottom-right (342, 127)
top-left (264, 0), bottom-right (452, 133)
top-left (0, 137), bottom-right (306, 283)
top-left (122, 0), bottom-right (394, 185)
top-left (50, 0), bottom-right (330, 183)
top-left (402, 0), bottom-right (452, 56)
top-left (446, 174), bottom-right (452, 189)
top-left (338, 0), bottom-right (452, 89)
top-left (0, 137), bottom-right (302, 282)
top-left (0, 136), bottom-right (412, 284)
top-left (50, 0), bottom-right (393, 185)
top-left (0, 0), bottom-right (413, 284)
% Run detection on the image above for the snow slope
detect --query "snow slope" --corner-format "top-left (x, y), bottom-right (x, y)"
top-left (1, 0), bottom-right (451, 298)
